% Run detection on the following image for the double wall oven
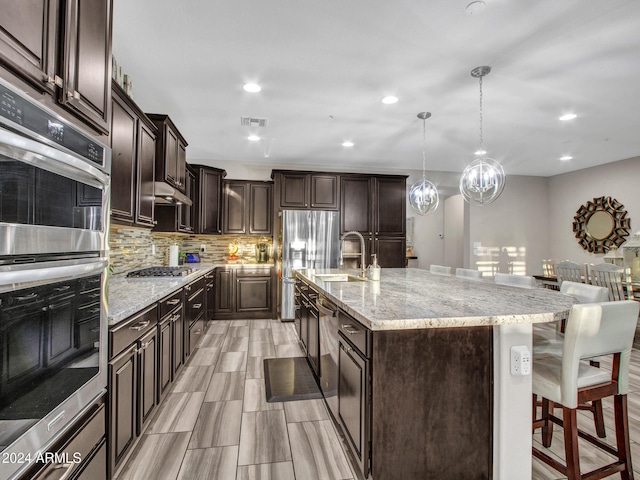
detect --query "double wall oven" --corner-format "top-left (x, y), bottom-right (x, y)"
top-left (0, 78), bottom-right (110, 480)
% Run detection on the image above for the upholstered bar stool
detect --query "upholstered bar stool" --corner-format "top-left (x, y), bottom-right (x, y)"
top-left (533, 281), bottom-right (610, 437)
top-left (455, 267), bottom-right (482, 279)
top-left (429, 264), bottom-right (452, 275)
top-left (494, 273), bottom-right (537, 288)
top-left (532, 300), bottom-right (640, 480)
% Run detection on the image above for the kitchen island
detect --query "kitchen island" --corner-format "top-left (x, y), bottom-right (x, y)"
top-left (294, 268), bottom-right (575, 480)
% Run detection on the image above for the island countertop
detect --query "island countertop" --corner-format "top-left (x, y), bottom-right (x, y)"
top-left (295, 267), bottom-right (575, 330)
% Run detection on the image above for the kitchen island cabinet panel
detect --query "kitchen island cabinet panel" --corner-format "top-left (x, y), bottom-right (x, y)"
top-left (371, 326), bottom-right (492, 480)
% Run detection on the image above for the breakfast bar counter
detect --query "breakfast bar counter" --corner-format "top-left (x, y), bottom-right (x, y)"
top-left (294, 268), bottom-right (576, 480)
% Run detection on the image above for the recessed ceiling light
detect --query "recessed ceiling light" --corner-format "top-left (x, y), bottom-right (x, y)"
top-left (342, 141), bottom-right (354, 147)
top-left (243, 83), bottom-right (261, 93)
top-left (381, 96), bottom-right (398, 105)
top-left (466, 1), bottom-right (486, 15)
top-left (248, 135), bottom-right (260, 141)
top-left (560, 155), bottom-right (573, 161)
top-left (559, 113), bottom-right (577, 121)
top-left (474, 149), bottom-right (487, 155)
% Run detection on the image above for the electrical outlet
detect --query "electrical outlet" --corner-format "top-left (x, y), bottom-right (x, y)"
top-left (151, 244), bottom-right (156, 255)
top-left (200, 244), bottom-right (206, 253)
top-left (510, 345), bottom-right (531, 376)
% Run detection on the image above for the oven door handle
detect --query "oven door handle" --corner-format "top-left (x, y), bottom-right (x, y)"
top-left (0, 127), bottom-right (109, 188)
top-left (0, 258), bottom-right (108, 291)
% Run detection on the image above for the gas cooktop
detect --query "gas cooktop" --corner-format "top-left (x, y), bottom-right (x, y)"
top-left (126, 266), bottom-right (197, 278)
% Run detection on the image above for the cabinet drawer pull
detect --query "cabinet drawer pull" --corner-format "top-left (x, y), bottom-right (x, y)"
top-left (185, 285), bottom-right (191, 292)
top-left (192, 303), bottom-right (202, 309)
top-left (47, 462), bottom-right (75, 480)
top-left (16, 292), bottom-right (38, 301)
top-left (171, 313), bottom-right (181, 322)
top-left (130, 320), bottom-right (150, 331)
top-left (193, 329), bottom-right (202, 335)
top-left (140, 341), bottom-right (152, 348)
top-left (90, 327), bottom-right (100, 333)
top-left (54, 285), bottom-right (71, 292)
top-left (341, 324), bottom-right (361, 335)
top-left (167, 299), bottom-right (180, 306)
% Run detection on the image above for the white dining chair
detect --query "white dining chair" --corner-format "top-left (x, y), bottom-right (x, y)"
top-left (455, 268), bottom-right (482, 279)
top-left (429, 264), bottom-right (452, 275)
top-left (589, 262), bottom-right (628, 301)
top-left (494, 273), bottom-right (536, 288)
top-left (554, 260), bottom-right (586, 286)
top-left (532, 300), bottom-right (640, 479)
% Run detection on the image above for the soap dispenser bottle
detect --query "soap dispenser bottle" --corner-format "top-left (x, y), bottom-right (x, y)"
top-left (368, 254), bottom-right (381, 281)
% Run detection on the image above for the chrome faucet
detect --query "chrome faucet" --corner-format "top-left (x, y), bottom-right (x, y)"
top-left (340, 231), bottom-right (367, 278)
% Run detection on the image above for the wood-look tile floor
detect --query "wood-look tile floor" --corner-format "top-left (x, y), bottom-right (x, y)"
top-left (115, 319), bottom-right (640, 480)
top-left (114, 319), bottom-right (356, 480)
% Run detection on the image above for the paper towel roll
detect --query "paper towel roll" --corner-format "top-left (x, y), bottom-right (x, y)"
top-left (169, 245), bottom-right (179, 267)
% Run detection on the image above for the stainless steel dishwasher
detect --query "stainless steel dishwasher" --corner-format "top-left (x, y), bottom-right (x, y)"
top-left (317, 294), bottom-right (339, 418)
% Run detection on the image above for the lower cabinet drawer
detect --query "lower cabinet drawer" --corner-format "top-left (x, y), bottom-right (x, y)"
top-left (188, 317), bottom-right (205, 356)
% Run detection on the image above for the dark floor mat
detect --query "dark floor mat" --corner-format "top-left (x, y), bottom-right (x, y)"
top-left (263, 357), bottom-right (322, 402)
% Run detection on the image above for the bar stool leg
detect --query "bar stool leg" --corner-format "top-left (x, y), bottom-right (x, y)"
top-left (541, 398), bottom-right (554, 448)
top-left (593, 399), bottom-right (606, 438)
top-left (614, 394), bottom-right (634, 480)
top-left (563, 407), bottom-right (581, 480)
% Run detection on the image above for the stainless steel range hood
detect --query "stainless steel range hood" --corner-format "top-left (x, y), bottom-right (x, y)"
top-left (154, 182), bottom-right (192, 206)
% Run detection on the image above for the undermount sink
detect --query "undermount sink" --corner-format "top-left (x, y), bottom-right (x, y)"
top-left (313, 273), bottom-right (367, 282)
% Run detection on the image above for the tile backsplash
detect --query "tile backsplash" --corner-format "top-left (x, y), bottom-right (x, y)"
top-left (109, 225), bottom-right (271, 275)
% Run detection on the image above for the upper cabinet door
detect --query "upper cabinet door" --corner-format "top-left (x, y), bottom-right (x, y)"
top-left (223, 182), bottom-right (247, 234)
top-left (0, 0), bottom-right (58, 94)
top-left (136, 122), bottom-right (156, 227)
top-left (249, 183), bottom-right (272, 235)
top-left (310, 174), bottom-right (339, 210)
top-left (373, 177), bottom-right (406, 236)
top-left (279, 173), bottom-right (308, 208)
top-left (176, 140), bottom-right (187, 191)
top-left (59, 0), bottom-right (112, 134)
top-left (340, 176), bottom-right (372, 235)
top-left (110, 93), bottom-right (137, 224)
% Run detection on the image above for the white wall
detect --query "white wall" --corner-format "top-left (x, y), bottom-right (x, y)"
top-left (444, 195), bottom-right (465, 269)
top-left (548, 156), bottom-right (640, 264)
top-left (469, 175), bottom-right (550, 275)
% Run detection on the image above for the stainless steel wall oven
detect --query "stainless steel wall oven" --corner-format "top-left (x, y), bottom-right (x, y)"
top-left (0, 78), bottom-right (110, 480)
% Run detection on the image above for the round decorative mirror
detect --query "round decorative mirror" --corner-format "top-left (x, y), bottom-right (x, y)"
top-left (573, 196), bottom-right (630, 253)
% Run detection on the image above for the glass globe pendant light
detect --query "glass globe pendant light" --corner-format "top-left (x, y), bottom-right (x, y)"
top-left (459, 66), bottom-right (506, 206)
top-left (409, 112), bottom-right (439, 215)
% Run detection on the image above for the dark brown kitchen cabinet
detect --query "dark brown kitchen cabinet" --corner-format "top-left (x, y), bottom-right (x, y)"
top-left (157, 316), bottom-right (172, 401)
top-left (0, 0), bottom-right (113, 134)
top-left (153, 165), bottom-right (196, 233)
top-left (190, 164), bottom-right (226, 234)
top-left (222, 180), bottom-right (273, 235)
top-left (185, 277), bottom-right (205, 358)
top-left (21, 398), bottom-right (107, 480)
top-left (108, 304), bottom-right (158, 475)
top-left (205, 271), bottom-right (215, 321)
top-left (110, 82), bottom-right (157, 227)
top-left (214, 267), bottom-right (274, 320)
top-left (179, 166), bottom-right (196, 233)
top-left (147, 114), bottom-right (188, 193)
top-left (340, 174), bottom-right (407, 268)
top-left (274, 171), bottom-right (339, 210)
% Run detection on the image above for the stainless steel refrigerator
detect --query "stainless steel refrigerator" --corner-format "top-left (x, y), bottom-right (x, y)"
top-left (280, 210), bottom-right (341, 320)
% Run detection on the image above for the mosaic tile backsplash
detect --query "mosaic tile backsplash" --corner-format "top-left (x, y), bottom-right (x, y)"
top-left (109, 225), bottom-right (271, 275)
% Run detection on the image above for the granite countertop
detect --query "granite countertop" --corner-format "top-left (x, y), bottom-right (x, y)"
top-left (107, 262), bottom-right (275, 326)
top-left (295, 268), bottom-right (576, 331)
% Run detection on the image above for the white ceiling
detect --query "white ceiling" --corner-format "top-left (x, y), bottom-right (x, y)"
top-left (112, 0), bottom-right (640, 178)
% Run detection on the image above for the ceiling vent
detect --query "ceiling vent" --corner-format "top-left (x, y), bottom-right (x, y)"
top-left (240, 116), bottom-right (269, 128)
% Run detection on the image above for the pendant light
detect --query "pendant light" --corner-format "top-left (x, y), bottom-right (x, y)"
top-left (409, 112), bottom-right (439, 215)
top-left (459, 66), bottom-right (506, 206)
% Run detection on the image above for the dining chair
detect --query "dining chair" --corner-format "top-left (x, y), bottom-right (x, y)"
top-left (532, 300), bottom-right (640, 480)
top-left (494, 273), bottom-right (536, 288)
top-left (541, 259), bottom-right (558, 277)
top-left (589, 262), bottom-right (628, 301)
top-left (429, 264), bottom-right (452, 275)
top-left (554, 260), bottom-right (586, 286)
top-left (455, 268), bottom-right (482, 279)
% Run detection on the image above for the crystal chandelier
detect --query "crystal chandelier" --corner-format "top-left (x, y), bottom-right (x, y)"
top-left (459, 66), bottom-right (506, 206)
top-left (409, 112), bottom-right (439, 215)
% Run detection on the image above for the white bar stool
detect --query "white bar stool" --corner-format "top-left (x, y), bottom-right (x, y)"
top-left (532, 300), bottom-right (640, 480)
top-left (429, 264), bottom-right (452, 275)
